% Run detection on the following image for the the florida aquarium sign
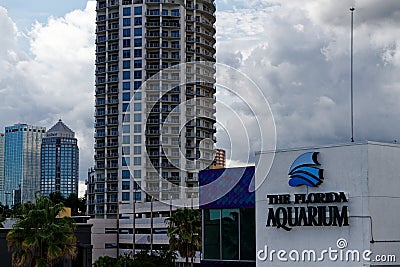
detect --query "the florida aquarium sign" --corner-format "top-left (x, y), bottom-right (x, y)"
top-left (265, 152), bottom-right (349, 231)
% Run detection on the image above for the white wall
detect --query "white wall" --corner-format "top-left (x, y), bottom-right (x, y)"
top-left (255, 142), bottom-right (400, 266)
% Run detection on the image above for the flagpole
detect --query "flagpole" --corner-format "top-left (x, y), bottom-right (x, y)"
top-left (350, 7), bottom-right (355, 142)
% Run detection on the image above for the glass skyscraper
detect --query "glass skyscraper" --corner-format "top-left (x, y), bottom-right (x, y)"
top-left (87, 0), bottom-right (216, 218)
top-left (0, 133), bottom-right (4, 204)
top-left (41, 119), bottom-right (79, 198)
top-left (3, 124), bottom-right (46, 205)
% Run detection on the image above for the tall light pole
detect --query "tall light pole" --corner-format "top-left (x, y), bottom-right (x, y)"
top-left (150, 196), bottom-right (153, 253)
top-left (132, 199), bottom-right (136, 256)
top-left (350, 7), bottom-right (355, 142)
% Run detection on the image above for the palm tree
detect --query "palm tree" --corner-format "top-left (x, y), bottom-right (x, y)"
top-left (165, 208), bottom-right (201, 267)
top-left (6, 196), bottom-right (77, 267)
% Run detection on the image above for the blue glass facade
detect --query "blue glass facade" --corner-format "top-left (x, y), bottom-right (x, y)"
top-left (40, 120), bottom-right (79, 198)
top-left (3, 124), bottom-right (45, 205)
top-left (0, 134), bottom-right (4, 204)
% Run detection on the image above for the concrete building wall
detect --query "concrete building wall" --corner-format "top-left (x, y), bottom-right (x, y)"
top-left (89, 218), bottom-right (118, 261)
top-left (255, 142), bottom-right (400, 267)
top-left (367, 144), bottom-right (400, 261)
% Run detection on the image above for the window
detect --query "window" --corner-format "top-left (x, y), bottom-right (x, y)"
top-left (123, 82), bottom-right (130, 90)
top-left (123, 114), bottom-right (130, 122)
top-left (123, 7), bottom-right (131, 16)
top-left (134, 81), bottom-right (142, 90)
top-left (134, 17), bottom-right (142, 26)
top-left (123, 60), bottom-right (130, 69)
top-left (133, 157), bottom-right (141, 166)
top-left (123, 125), bottom-right (130, 133)
top-left (203, 208), bottom-right (255, 261)
top-left (123, 103), bottom-right (130, 112)
top-left (122, 170), bottom-right (131, 179)
top-left (134, 146), bottom-right (141, 155)
top-left (123, 71), bottom-right (130, 80)
top-left (134, 192), bottom-right (141, 201)
top-left (162, 9), bottom-right (168, 16)
top-left (204, 209), bottom-right (220, 259)
top-left (134, 49), bottom-right (142, 58)
top-left (134, 124), bottom-right (141, 133)
top-left (123, 39), bottom-right (131, 48)
top-left (134, 28), bottom-right (142, 36)
top-left (134, 71), bottom-right (142, 79)
top-left (134, 92), bottom-right (142, 100)
top-left (134, 60), bottom-right (142, 68)
top-left (122, 192), bottom-right (130, 201)
top-left (105, 243), bottom-right (117, 248)
top-left (123, 29), bottom-right (131, 37)
top-left (148, 9), bottom-right (159, 16)
top-left (133, 170), bottom-right (141, 178)
top-left (123, 18), bottom-right (131, 26)
top-left (134, 114), bottom-right (141, 122)
top-left (134, 103), bottom-right (141, 111)
top-left (123, 92), bottom-right (131, 101)
top-left (133, 181), bottom-right (140, 190)
top-left (122, 157), bottom-right (130, 166)
top-left (171, 30), bottom-right (179, 37)
top-left (123, 50), bottom-right (131, 58)
top-left (105, 228), bottom-right (117, 234)
top-left (222, 209), bottom-right (239, 260)
top-left (122, 181), bottom-right (130, 190)
top-left (122, 146), bottom-right (130, 155)
top-left (171, 9), bottom-right (179, 16)
top-left (134, 38), bottom-right (142, 47)
top-left (134, 6), bottom-right (142, 15)
top-left (123, 136), bottom-right (130, 144)
top-left (134, 135), bottom-right (141, 144)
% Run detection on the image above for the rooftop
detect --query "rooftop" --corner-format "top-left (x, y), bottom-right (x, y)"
top-left (45, 119), bottom-right (75, 139)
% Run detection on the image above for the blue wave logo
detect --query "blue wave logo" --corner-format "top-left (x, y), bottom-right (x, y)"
top-left (288, 152), bottom-right (324, 187)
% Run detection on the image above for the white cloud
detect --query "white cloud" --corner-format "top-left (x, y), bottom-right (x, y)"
top-left (215, 0), bottom-right (400, 160)
top-left (2, 0), bottom-right (400, 185)
top-left (0, 1), bottom-right (96, 196)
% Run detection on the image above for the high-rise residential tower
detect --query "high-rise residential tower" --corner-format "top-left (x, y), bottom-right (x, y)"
top-left (3, 124), bottom-right (46, 205)
top-left (211, 148), bottom-right (225, 168)
top-left (41, 119), bottom-right (79, 198)
top-left (88, 0), bottom-right (216, 219)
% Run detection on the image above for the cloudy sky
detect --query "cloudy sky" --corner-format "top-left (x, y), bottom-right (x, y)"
top-left (1, 0), bottom-right (400, 195)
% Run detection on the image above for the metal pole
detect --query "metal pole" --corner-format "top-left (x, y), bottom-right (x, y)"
top-left (117, 202), bottom-right (120, 258)
top-left (350, 7), bottom-right (355, 142)
top-left (169, 195), bottom-right (172, 217)
top-left (150, 197), bottom-right (153, 253)
top-left (132, 199), bottom-right (136, 255)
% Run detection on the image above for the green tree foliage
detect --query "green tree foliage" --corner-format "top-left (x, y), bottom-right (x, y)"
top-left (132, 250), bottom-right (176, 267)
top-left (0, 203), bottom-right (12, 227)
top-left (92, 256), bottom-right (117, 267)
top-left (92, 251), bottom-right (176, 267)
top-left (6, 196), bottom-right (77, 267)
top-left (48, 192), bottom-right (86, 216)
top-left (165, 208), bottom-right (201, 267)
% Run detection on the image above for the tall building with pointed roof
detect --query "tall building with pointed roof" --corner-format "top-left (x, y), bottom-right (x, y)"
top-left (41, 119), bottom-right (79, 198)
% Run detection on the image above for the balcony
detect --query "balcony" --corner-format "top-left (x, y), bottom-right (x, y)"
top-left (107, 152), bottom-right (119, 158)
top-left (95, 143), bottom-right (105, 149)
top-left (146, 130), bottom-right (160, 135)
top-left (146, 141), bottom-right (160, 146)
top-left (107, 99), bottom-right (118, 105)
top-left (147, 119), bottom-right (160, 124)
top-left (107, 142), bottom-right (118, 147)
top-left (146, 22), bottom-right (160, 27)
